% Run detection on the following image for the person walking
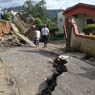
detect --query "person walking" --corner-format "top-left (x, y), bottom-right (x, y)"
top-left (33, 25), bottom-right (41, 47)
top-left (41, 24), bottom-right (50, 47)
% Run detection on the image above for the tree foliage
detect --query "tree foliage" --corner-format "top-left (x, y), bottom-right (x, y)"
top-left (35, 0), bottom-right (46, 20)
top-left (23, 0), bottom-right (46, 21)
top-left (23, 0), bottom-right (58, 36)
top-left (23, 0), bottom-right (34, 14)
top-left (3, 11), bottom-right (12, 21)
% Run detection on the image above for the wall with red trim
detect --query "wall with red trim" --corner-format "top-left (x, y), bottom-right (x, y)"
top-left (70, 18), bottom-right (95, 55)
top-left (65, 7), bottom-right (95, 18)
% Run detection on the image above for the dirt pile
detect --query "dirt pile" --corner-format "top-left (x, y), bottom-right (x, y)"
top-left (0, 21), bottom-right (22, 47)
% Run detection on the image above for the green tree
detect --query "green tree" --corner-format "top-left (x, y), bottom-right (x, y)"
top-left (3, 10), bottom-right (12, 21)
top-left (23, 0), bottom-right (34, 14)
top-left (33, 18), bottom-right (43, 30)
top-left (35, 0), bottom-right (46, 20)
top-left (23, 0), bottom-right (46, 21)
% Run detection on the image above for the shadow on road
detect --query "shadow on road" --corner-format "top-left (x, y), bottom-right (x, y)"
top-left (19, 49), bottom-right (59, 58)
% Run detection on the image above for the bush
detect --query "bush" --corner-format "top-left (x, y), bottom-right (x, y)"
top-left (49, 32), bottom-right (64, 41)
top-left (4, 12), bottom-right (12, 21)
top-left (50, 26), bottom-right (59, 35)
top-left (83, 24), bottom-right (95, 35)
top-left (47, 21), bottom-right (58, 35)
top-left (34, 18), bottom-right (42, 25)
top-left (33, 18), bottom-right (43, 31)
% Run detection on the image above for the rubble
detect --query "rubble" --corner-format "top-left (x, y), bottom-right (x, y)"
top-left (10, 23), bottom-right (35, 47)
top-left (0, 21), bottom-right (11, 36)
top-left (0, 21), bottom-right (22, 47)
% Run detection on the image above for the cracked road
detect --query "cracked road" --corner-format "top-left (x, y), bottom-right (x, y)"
top-left (0, 46), bottom-right (54, 95)
top-left (0, 44), bottom-right (95, 95)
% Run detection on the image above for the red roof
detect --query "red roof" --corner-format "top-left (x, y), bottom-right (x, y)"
top-left (64, 3), bottom-right (95, 18)
top-left (64, 3), bottom-right (95, 13)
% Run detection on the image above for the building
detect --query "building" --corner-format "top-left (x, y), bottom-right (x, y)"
top-left (64, 3), bottom-right (95, 33)
top-left (57, 10), bottom-right (65, 33)
top-left (63, 3), bottom-right (95, 55)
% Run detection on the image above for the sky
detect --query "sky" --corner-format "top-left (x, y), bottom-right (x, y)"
top-left (0, 0), bottom-right (94, 9)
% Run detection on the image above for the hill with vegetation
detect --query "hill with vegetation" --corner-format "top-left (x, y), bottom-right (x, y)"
top-left (46, 9), bottom-right (60, 19)
top-left (8, 6), bottom-right (63, 19)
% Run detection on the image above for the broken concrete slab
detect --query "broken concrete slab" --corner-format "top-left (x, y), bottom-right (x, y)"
top-left (10, 23), bottom-right (35, 47)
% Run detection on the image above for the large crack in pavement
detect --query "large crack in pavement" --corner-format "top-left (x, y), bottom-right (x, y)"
top-left (36, 55), bottom-right (68, 95)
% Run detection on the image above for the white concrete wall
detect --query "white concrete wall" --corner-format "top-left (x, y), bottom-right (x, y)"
top-left (58, 11), bottom-right (65, 32)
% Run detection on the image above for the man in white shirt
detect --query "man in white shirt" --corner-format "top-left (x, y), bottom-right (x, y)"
top-left (41, 24), bottom-right (50, 47)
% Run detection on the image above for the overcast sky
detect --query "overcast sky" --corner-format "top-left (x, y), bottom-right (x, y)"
top-left (0, 0), bottom-right (94, 9)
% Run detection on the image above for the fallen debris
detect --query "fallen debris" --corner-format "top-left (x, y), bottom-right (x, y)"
top-left (0, 21), bottom-right (22, 47)
top-left (10, 23), bottom-right (35, 47)
top-left (0, 35), bottom-right (22, 47)
top-left (0, 21), bottom-right (11, 36)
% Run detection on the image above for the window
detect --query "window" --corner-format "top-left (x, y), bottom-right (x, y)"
top-left (87, 19), bottom-right (95, 24)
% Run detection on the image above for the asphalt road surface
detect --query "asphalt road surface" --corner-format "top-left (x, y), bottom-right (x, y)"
top-left (0, 44), bottom-right (95, 95)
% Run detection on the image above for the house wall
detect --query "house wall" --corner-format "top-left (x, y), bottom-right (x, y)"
top-left (70, 18), bottom-right (95, 56)
top-left (73, 15), bottom-right (85, 33)
top-left (72, 15), bottom-right (94, 33)
top-left (71, 31), bottom-right (95, 55)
